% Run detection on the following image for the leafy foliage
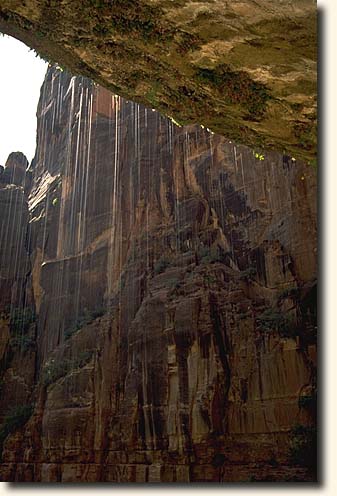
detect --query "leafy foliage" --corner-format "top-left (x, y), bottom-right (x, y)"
top-left (253, 151), bottom-right (265, 161)
top-left (204, 273), bottom-right (216, 284)
top-left (154, 258), bottom-right (171, 275)
top-left (298, 390), bottom-right (317, 411)
top-left (9, 307), bottom-right (35, 334)
top-left (42, 351), bottom-right (94, 387)
top-left (239, 267), bottom-right (257, 281)
top-left (9, 335), bottom-right (35, 352)
top-left (256, 308), bottom-right (295, 338)
top-left (196, 64), bottom-right (271, 119)
top-left (64, 307), bottom-right (105, 340)
top-left (289, 424), bottom-right (317, 474)
top-left (279, 287), bottom-right (300, 300)
top-left (0, 404), bottom-right (33, 445)
top-left (168, 116), bottom-right (182, 127)
top-left (198, 246), bottom-right (224, 264)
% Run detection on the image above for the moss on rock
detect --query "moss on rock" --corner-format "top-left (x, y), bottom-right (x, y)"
top-left (0, 0), bottom-right (317, 162)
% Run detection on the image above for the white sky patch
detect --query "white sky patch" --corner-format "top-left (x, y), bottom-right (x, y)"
top-left (0, 35), bottom-right (48, 166)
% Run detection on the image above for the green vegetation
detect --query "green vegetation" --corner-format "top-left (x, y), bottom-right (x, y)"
top-left (167, 278), bottom-right (184, 300)
top-left (309, 157), bottom-right (317, 168)
top-left (154, 258), bottom-right (171, 275)
top-left (42, 358), bottom-right (68, 386)
top-left (52, 197), bottom-right (59, 206)
top-left (253, 150), bottom-right (265, 161)
top-left (293, 121), bottom-right (316, 152)
top-left (169, 278), bottom-right (181, 290)
top-left (289, 424), bottom-right (317, 473)
top-left (298, 390), bottom-right (317, 410)
top-left (88, 0), bottom-right (166, 41)
top-left (9, 307), bottom-right (35, 334)
top-left (28, 46), bottom-right (65, 71)
top-left (198, 246), bottom-right (224, 264)
top-left (42, 351), bottom-right (94, 387)
top-left (0, 404), bottom-right (33, 446)
top-left (256, 308), bottom-right (295, 338)
top-left (9, 335), bottom-right (35, 352)
top-left (196, 64), bottom-right (271, 119)
top-left (145, 82), bottom-right (161, 108)
top-left (64, 307), bottom-right (105, 340)
top-left (239, 267), bottom-right (257, 281)
top-left (0, 0), bottom-right (317, 163)
top-left (168, 116), bottom-right (183, 128)
top-left (204, 274), bottom-right (216, 284)
top-left (197, 246), bottom-right (209, 258)
top-left (5, 307), bottom-right (36, 352)
top-left (36, 30), bottom-right (46, 39)
top-left (238, 311), bottom-right (251, 321)
top-left (279, 287), bottom-right (300, 300)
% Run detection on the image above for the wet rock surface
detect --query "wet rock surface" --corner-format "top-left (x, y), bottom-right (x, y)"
top-left (0, 153), bottom-right (36, 445)
top-left (0, 1), bottom-right (317, 163)
top-left (0, 67), bottom-right (317, 482)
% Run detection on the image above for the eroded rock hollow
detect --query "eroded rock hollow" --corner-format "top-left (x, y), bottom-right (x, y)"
top-left (0, 0), bottom-right (317, 163)
top-left (0, 66), bottom-right (317, 482)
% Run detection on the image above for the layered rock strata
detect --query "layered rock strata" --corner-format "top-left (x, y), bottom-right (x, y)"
top-left (0, 67), bottom-right (317, 482)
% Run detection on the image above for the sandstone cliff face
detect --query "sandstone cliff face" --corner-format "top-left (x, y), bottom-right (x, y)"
top-left (0, 153), bottom-right (36, 440)
top-left (0, 67), bottom-right (317, 482)
top-left (0, 1), bottom-right (317, 163)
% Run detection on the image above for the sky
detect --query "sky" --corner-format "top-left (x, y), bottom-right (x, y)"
top-left (0, 35), bottom-right (48, 166)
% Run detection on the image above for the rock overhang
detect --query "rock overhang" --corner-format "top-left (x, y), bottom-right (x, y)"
top-left (0, 0), bottom-right (317, 164)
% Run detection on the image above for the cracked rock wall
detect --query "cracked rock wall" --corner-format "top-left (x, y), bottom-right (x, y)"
top-left (0, 67), bottom-right (317, 482)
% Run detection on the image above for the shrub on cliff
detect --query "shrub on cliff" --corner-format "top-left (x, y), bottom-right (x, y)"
top-left (41, 358), bottom-right (67, 386)
top-left (197, 245), bottom-right (224, 264)
top-left (0, 404), bottom-right (33, 445)
top-left (298, 388), bottom-right (317, 416)
top-left (289, 424), bottom-right (317, 476)
top-left (256, 308), bottom-right (296, 338)
top-left (9, 335), bottom-right (35, 352)
top-left (42, 351), bottom-right (94, 387)
top-left (239, 267), bottom-right (257, 281)
top-left (154, 258), bottom-right (171, 274)
top-left (9, 307), bottom-right (36, 334)
top-left (279, 287), bottom-right (301, 300)
top-left (64, 307), bottom-right (105, 340)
